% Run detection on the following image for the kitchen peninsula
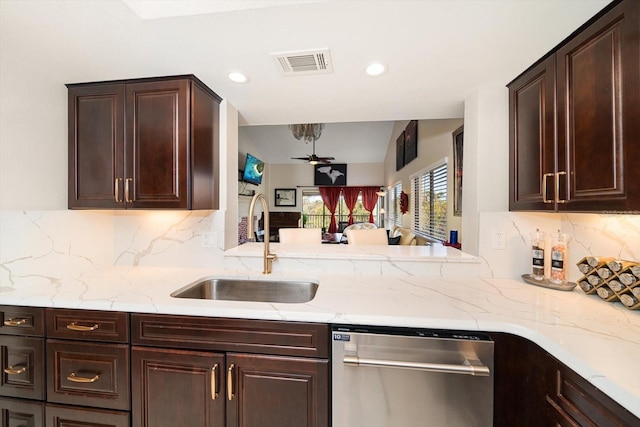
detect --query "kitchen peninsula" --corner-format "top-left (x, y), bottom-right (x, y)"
top-left (2, 245), bottom-right (639, 423)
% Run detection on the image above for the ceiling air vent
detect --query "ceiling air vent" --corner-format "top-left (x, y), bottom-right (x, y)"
top-left (271, 48), bottom-right (333, 76)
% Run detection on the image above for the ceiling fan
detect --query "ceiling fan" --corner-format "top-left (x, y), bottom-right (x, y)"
top-left (291, 139), bottom-right (335, 165)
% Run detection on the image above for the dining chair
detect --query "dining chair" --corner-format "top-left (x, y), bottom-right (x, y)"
top-left (345, 228), bottom-right (389, 245)
top-left (278, 228), bottom-right (322, 244)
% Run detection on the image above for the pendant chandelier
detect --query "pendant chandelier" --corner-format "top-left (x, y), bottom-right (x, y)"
top-left (288, 123), bottom-right (325, 144)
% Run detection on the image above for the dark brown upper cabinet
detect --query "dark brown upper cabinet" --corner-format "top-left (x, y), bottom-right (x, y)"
top-left (509, 0), bottom-right (639, 213)
top-left (68, 75), bottom-right (221, 210)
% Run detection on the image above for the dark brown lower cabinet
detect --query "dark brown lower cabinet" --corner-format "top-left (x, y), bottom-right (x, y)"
top-left (545, 353), bottom-right (639, 427)
top-left (45, 403), bottom-right (129, 427)
top-left (0, 396), bottom-right (44, 427)
top-left (492, 333), bottom-right (638, 427)
top-left (131, 347), bottom-right (329, 427)
top-left (226, 353), bottom-right (328, 427)
top-left (130, 314), bottom-right (330, 427)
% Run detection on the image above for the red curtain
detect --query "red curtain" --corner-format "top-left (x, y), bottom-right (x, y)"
top-left (342, 187), bottom-right (360, 225)
top-left (361, 186), bottom-right (380, 223)
top-left (319, 186), bottom-right (341, 233)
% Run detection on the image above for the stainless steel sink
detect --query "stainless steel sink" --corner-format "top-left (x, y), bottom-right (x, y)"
top-left (170, 277), bottom-right (319, 303)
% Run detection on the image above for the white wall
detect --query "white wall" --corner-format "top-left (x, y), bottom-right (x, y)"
top-left (383, 119), bottom-right (464, 236)
top-left (462, 86), bottom-right (510, 254)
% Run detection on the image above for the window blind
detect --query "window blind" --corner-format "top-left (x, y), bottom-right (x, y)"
top-left (387, 182), bottom-right (403, 227)
top-left (412, 161), bottom-right (447, 242)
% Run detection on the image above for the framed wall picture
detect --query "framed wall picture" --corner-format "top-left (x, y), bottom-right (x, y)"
top-left (453, 126), bottom-right (464, 216)
top-left (274, 188), bottom-right (296, 206)
top-left (404, 120), bottom-right (418, 165)
top-left (314, 163), bottom-right (347, 186)
top-left (395, 131), bottom-right (405, 171)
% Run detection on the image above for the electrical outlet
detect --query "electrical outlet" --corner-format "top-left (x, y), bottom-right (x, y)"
top-left (491, 229), bottom-right (506, 250)
top-left (201, 232), bottom-right (217, 248)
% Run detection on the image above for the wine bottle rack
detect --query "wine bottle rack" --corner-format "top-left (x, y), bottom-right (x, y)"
top-left (576, 257), bottom-right (640, 310)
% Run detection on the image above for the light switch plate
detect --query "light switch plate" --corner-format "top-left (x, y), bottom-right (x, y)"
top-left (201, 232), bottom-right (217, 248)
top-left (491, 229), bottom-right (506, 250)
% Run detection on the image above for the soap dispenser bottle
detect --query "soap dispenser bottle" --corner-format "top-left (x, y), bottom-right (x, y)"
top-left (550, 230), bottom-right (569, 285)
top-left (530, 228), bottom-right (545, 281)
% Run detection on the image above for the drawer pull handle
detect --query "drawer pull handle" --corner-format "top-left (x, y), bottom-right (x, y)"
top-left (211, 364), bottom-right (219, 400)
top-left (66, 322), bottom-right (99, 332)
top-left (227, 363), bottom-right (235, 401)
top-left (4, 318), bottom-right (27, 326)
top-left (4, 365), bottom-right (27, 375)
top-left (67, 372), bottom-right (100, 383)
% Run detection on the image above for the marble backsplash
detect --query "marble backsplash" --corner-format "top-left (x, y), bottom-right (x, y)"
top-left (478, 211), bottom-right (640, 282)
top-left (1, 210), bottom-right (639, 288)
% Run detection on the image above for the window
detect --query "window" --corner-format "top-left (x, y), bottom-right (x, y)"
top-left (301, 189), bottom-right (380, 231)
top-left (387, 181), bottom-right (403, 227)
top-left (411, 159), bottom-right (448, 242)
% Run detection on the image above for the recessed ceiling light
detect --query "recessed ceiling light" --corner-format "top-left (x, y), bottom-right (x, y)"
top-left (228, 72), bottom-right (250, 83)
top-left (366, 62), bottom-right (387, 77)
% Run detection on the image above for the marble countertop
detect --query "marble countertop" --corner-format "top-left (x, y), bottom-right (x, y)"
top-left (1, 264), bottom-right (639, 418)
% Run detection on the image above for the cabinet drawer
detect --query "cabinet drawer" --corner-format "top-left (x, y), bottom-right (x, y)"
top-left (0, 396), bottom-right (45, 426)
top-left (545, 354), bottom-right (638, 427)
top-left (46, 308), bottom-right (129, 343)
top-left (131, 314), bottom-right (329, 358)
top-left (47, 340), bottom-right (130, 410)
top-left (0, 305), bottom-right (45, 336)
top-left (0, 335), bottom-right (45, 400)
top-left (46, 403), bottom-right (130, 427)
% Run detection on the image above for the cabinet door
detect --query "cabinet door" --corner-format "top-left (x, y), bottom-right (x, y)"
top-left (491, 333), bottom-right (547, 427)
top-left (226, 353), bottom-right (329, 427)
top-left (68, 84), bottom-right (125, 209)
top-left (509, 56), bottom-right (557, 211)
top-left (556, 0), bottom-right (640, 212)
top-left (124, 79), bottom-right (190, 209)
top-left (131, 346), bottom-right (225, 427)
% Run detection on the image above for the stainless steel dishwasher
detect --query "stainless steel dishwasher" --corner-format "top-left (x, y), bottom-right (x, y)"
top-left (332, 325), bottom-right (494, 427)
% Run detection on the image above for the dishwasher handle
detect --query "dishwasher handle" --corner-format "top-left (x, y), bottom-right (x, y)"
top-left (343, 355), bottom-right (490, 377)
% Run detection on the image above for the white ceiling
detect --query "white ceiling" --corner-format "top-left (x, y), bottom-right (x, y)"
top-left (240, 121), bottom-right (396, 164)
top-left (0, 0), bottom-right (610, 163)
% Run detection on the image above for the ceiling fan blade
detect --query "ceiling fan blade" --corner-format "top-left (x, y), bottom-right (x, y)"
top-left (291, 156), bottom-right (311, 160)
top-left (318, 159), bottom-right (332, 164)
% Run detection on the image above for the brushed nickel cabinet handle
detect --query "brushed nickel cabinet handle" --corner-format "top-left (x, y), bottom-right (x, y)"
top-left (114, 178), bottom-right (123, 202)
top-left (3, 318), bottom-right (27, 326)
top-left (211, 364), bottom-right (219, 400)
top-left (125, 178), bottom-right (133, 203)
top-left (227, 363), bottom-right (235, 401)
top-left (4, 365), bottom-right (27, 375)
top-left (542, 173), bottom-right (555, 204)
top-left (556, 171), bottom-right (567, 204)
top-left (67, 372), bottom-right (100, 383)
top-left (66, 322), bottom-right (99, 332)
